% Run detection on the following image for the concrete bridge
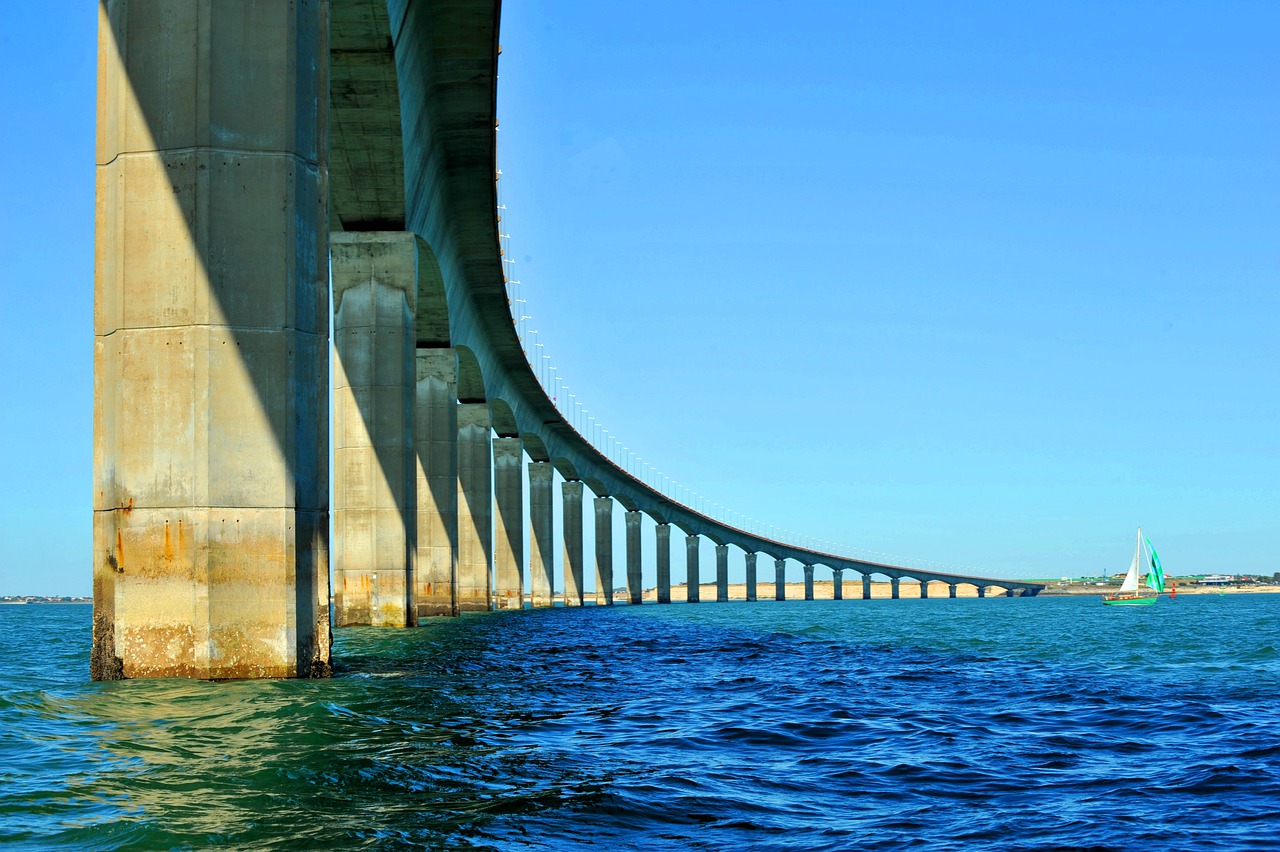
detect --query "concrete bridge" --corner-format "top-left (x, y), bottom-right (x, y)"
top-left (91, 0), bottom-right (1042, 680)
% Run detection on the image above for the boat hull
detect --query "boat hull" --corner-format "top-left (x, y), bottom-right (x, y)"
top-left (1102, 594), bottom-right (1158, 606)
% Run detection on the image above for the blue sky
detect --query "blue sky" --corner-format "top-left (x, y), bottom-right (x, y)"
top-left (1, 2), bottom-right (1276, 596)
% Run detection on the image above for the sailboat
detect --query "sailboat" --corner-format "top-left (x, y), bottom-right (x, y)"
top-left (1102, 527), bottom-right (1164, 606)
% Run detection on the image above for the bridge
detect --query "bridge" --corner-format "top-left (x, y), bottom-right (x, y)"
top-left (91, 0), bottom-right (1043, 680)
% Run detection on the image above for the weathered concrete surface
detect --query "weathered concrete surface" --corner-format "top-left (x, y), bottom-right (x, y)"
top-left (685, 535), bottom-right (701, 603)
top-left (594, 497), bottom-right (614, 606)
top-left (528, 462), bottom-right (554, 607)
top-left (920, 580), bottom-right (930, 599)
top-left (745, 552), bottom-right (757, 601)
top-left (625, 510), bottom-right (642, 605)
top-left (863, 574), bottom-right (872, 600)
top-left (775, 559), bottom-right (787, 601)
top-left (656, 524), bottom-right (671, 604)
top-left (332, 232), bottom-right (417, 628)
top-left (414, 348), bottom-right (457, 617)
top-left (949, 583), bottom-right (958, 599)
top-left (493, 437), bottom-right (524, 610)
top-left (716, 545), bottom-right (729, 602)
top-left (803, 564), bottom-right (815, 601)
top-left (93, 1), bottom-right (330, 679)
top-left (562, 481), bottom-right (584, 606)
top-left (832, 568), bottom-right (844, 600)
top-left (892, 577), bottom-right (901, 599)
top-left (456, 403), bottom-right (492, 612)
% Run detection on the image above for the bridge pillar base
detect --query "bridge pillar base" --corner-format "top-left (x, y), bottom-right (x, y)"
top-left (832, 569), bottom-right (844, 600)
top-left (716, 545), bottom-right (729, 602)
top-left (456, 403), bottom-right (493, 612)
top-left (745, 552), bottom-right (758, 601)
top-left (803, 565), bottom-right (815, 601)
top-left (415, 348), bottom-right (458, 618)
top-left (949, 584), bottom-right (957, 599)
top-left (562, 481), bottom-right (585, 606)
top-left (625, 511), bottom-right (643, 604)
top-left (594, 497), bottom-right (614, 606)
top-left (333, 233), bottom-right (419, 628)
top-left (493, 438), bottom-right (524, 610)
top-left (685, 535), bottom-right (701, 603)
top-left (863, 574), bottom-right (872, 600)
top-left (93, 1), bottom-right (329, 678)
top-left (920, 581), bottom-right (929, 599)
top-left (528, 462), bottom-right (554, 607)
top-left (655, 524), bottom-right (672, 604)
top-left (775, 559), bottom-right (787, 601)
top-left (891, 577), bottom-right (901, 599)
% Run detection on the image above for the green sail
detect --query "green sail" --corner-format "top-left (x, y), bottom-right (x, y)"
top-left (1144, 536), bottom-right (1165, 593)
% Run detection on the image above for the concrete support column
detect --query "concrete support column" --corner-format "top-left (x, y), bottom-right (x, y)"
top-left (1005, 588), bottom-right (1016, 597)
top-left (891, 577), bottom-right (901, 599)
top-left (332, 234), bottom-right (417, 629)
top-left (686, 535), bottom-right (700, 603)
top-left (745, 552), bottom-right (758, 601)
top-left (920, 580), bottom-right (929, 599)
top-left (93, 2), bottom-right (329, 679)
top-left (949, 583), bottom-right (957, 599)
top-left (977, 585), bottom-right (987, 598)
top-left (528, 462), bottom-right (554, 607)
top-left (656, 524), bottom-right (672, 604)
top-left (456, 403), bottom-right (492, 612)
top-left (775, 559), bottom-right (787, 601)
top-left (594, 497), bottom-right (614, 606)
top-left (562, 481), bottom-right (584, 606)
top-left (715, 545), bottom-right (729, 602)
top-left (863, 574), bottom-right (872, 600)
top-left (833, 568), bottom-right (844, 600)
top-left (625, 511), bottom-right (643, 605)
top-left (492, 438), bottom-right (524, 610)
top-left (414, 348), bottom-right (457, 619)
top-left (803, 564), bottom-right (815, 601)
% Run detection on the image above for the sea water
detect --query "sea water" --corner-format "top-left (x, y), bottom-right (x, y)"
top-left (1, 595), bottom-right (1277, 850)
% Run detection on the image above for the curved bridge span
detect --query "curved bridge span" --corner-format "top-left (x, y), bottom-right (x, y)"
top-left (92, 0), bottom-right (1041, 680)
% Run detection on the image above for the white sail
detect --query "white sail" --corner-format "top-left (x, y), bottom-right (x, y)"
top-left (1118, 552), bottom-right (1140, 592)
top-left (1118, 527), bottom-right (1142, 593)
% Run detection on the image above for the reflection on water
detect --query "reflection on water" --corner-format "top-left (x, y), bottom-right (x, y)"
top-left (2, 596), bottom-right (1278, 850)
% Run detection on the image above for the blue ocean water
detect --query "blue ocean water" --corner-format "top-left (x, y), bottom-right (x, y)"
top-left (1, 595), bottom-right (1278, 850)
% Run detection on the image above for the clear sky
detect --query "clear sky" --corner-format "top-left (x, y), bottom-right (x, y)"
top-left (1, 2), bottom-right (1276, 596)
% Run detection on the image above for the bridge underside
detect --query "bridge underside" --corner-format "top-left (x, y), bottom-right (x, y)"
top-left (92, 0), bottom-right (1042, 680)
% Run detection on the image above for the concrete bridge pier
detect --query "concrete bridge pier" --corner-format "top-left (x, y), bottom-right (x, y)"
top-left (92, 1), bottom-right (330, 679)
top-left (832, 568), bottom-right (844, 600)
top-left (594, 497), bottom-right (614, 606)
top-left (891, 577), bottom-right (901, 599)
top-left (745, 552), bottom-right (758, 601)
top-left (977, 585), bottom-right (987, 598)
top-left (1005, 587), bottom-right (1016, 597)
top-left (949, 583), bottom-right (957, 599)
top-left (624, 511), bottom-right (643, 604)
top-left (715, 545), bottom-right (729, 602)
top-left (528, 462), bottom-right (554, 607)
top-left (775, 559), bottom-right (787, 601)
top-left (415, 349), bottom-right (458, 618)
top-left (686, 535), bottom-right (701, 602)
top-left (492, 437), bottom-right (524, 610)
top-left (456, 403), bottom-right (493, 612)
top-left (919, 580), bottom-right (929, 599)
top-left (863, 574), bottom-right (872, 600)
top-left (332, 233), bottom-right (417, 628)
top-left (562, 481), bottom-right (585, 606)
top-left (656, 524), bottom-right (672, 604)
top-left (803, 564), bottom-right (815, 601)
